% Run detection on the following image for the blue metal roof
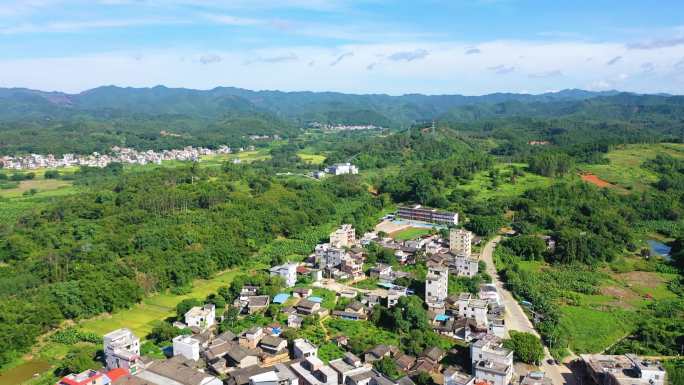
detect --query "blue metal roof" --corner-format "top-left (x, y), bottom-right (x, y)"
top-left (273, 293), bottom-right (290, 304)
top-left (435, 314), bottom-right (450, 322)
top-left (308, 296), bottom-right (323, 303)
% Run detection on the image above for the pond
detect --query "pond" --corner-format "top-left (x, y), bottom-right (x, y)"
top-left (647, 240), bottom-right (672, 260)
top-left (0, 359), bottom-right (51, 385)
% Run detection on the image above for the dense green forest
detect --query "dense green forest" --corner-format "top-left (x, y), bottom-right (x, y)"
top-left (0, 162), bottom-right (386, 366)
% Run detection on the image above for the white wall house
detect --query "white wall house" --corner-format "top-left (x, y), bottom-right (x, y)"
top-left (173, 335), bottom-right (200, 361)
top-left (270, 263), bottom-right (298, 287)
top-left (185, 304), bottom-right (216, 330)
top-left (325, 163), bottom-right (359, 176)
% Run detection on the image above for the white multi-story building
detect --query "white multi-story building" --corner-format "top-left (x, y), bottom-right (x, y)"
top-left (325, 163), bottom-right (359, 176)
top-left (184, 304), bottom-right (216, 331)
top-left (270, 263), bottom-right (298, 287)
top-left (330, 224), bottom-right (356, 248)
top-left (173, 335), bottom-right (200, 361)
top-left (453, 293), bottom-right (489, 327)
top-left (425, 261), bottom-right (449, 311)
top-left (450, 255), bottom-right (479, 278)
top-left (449, 229), bottom-right (473, 256)
top-left (103, 328), bottom-right (141, 373)
top-left (471, 335), bottom-right (513, 385)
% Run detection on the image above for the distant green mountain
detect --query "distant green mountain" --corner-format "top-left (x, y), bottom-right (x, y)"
top-left (0, 85), bottom-right (681, 155)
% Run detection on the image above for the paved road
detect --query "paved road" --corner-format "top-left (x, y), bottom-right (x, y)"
top-left (480, 236), bottom-right (574, 385)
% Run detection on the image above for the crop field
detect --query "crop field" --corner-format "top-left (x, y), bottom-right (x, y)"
top-left (583, 143), bottom-right (684, 192)
top-left (297, 152), bottom-right (326, 165)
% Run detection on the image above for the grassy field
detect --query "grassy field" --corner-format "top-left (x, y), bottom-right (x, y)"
top-left (458, 163), bottom-right (555, 201)
top-left (0, 179), bottom-right (73, 198)
top-left (558, 306), bottom-right (634, 353)
top-left (583, 143), bottom-right (684, 192)
top-left (79, 266), bottom-right (256, 337)
top-left (391, 227), bottom-right (433, 241)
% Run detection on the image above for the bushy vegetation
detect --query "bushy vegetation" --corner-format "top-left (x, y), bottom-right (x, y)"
top-left (0, 163), bottom-right (385, 367)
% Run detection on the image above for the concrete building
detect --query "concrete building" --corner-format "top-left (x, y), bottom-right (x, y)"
top-left (449, 229), bottom-right (473, 256)
top-left (290, 356), bottom-right (338, 385)
top-left (325, 163), bottom-right (359, 176)
top-left (103, 328), bottom-right (141, 373)
top-left (184, 304), bottom-right (216, 331)
top-left (453, 293), bottom-right (489, 327)
top-left (520, 372), bottom-right (552, 385)
top-left (330, 224), bottom-right (356, 248)
top-left (581, 354), bottom-right (666, 385)
top-left (425, 261), bottom-right (449, 311)
top-left (270, 263), bottom-right (298, 287)
top-left (450, 255), bottom-right (479, 278)
top-left (397, 205), bottom-right (458, 225)
top-left (138, 356), bottom-right (222, 385)
top-left (386, 286), bottom-right (407, 308)
top-left (478, 284), bottom-right (501, 306)
top-left (471, 335), bottom-right (513, 385)
top-left (249, 364), bottom-right (299, 385)
top-left (173, 335), bottom-right (200, 361)
top-left (443, 367), bottom-right (475, 385)
top-left (294, 338), bottom-right (318, 359)
top-left (329, 352), bottom-right (369, 385)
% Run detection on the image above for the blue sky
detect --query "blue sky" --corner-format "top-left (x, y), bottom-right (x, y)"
top-left (1, 0), bottom-right (684, 94)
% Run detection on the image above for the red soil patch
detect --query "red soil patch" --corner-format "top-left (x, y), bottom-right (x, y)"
top-left (580, 172), bottom-right (613, 188)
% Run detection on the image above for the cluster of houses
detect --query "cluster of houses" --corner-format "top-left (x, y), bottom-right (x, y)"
top-left (0, 144), bottom-right (254, 170)
top-left (57, 326), bottom-right (423, 385)
top-left (307, 122), bottom-right (384, 131)
top-left (54, 217), bottom-right (669, 385)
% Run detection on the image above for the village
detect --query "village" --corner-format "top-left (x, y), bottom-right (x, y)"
top-left (0, 145), bottom-right (251, 170)
top-left (54, 205), bottom-right (668, 385)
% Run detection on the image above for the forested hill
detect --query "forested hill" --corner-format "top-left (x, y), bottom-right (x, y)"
top-left (1, 86), bottom-right (683, 156)
top-left (0, 86), bottom-right (624, 126)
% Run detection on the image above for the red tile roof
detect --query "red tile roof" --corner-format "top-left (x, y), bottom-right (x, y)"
top-left (106, 368), bottom-right (130, 382)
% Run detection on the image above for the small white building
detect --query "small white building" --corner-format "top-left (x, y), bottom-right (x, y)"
top-left (184, 304), bottom-right (216, 331)
top-left (325, 163), bottom-right (359, 176)
top-left (293, 338), bottom-right (318, 358)
top-left (173, 335), bottom-right (200, 361)
top-left (270, 263), bottom-right (298, 287)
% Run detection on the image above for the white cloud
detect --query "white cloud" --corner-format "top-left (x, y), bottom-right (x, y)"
top-left (387, 49), bottom-right (429, 62)
top-left (1, 39), bottom-right (683, 95)
top-left (199, 54), bottom-right (222, 64)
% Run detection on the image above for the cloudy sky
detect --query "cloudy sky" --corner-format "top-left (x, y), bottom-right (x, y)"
top-left (1, 0), bottom-right (684, 95)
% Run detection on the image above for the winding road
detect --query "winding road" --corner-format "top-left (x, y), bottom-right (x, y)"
top-left (480, 236), bottom-right (575, 385)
